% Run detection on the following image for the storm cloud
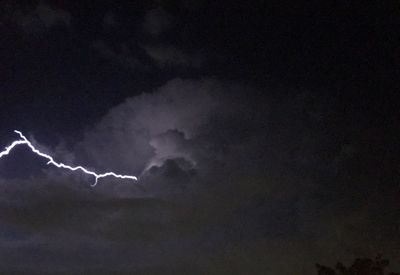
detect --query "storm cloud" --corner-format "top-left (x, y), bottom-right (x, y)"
top-left (0, 77), bottom-right (398, 274)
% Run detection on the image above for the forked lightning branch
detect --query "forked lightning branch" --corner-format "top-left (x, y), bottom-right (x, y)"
top-left (0, 130), bottom-right (138, 186)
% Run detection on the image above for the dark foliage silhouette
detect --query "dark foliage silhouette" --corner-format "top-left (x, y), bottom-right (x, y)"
top-left (316, 255), bottom-right (399, 275)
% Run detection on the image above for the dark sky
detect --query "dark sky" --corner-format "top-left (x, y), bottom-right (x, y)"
top-left (0, 1), bottom-right (399, 274)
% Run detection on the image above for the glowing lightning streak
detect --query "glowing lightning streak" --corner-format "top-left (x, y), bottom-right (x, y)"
top-left (0, 130), bottom-right (138, 187)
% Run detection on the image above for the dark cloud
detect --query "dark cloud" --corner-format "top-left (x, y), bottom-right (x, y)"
top-left (92, 40), bottom-right (143, 71)
top-left (2, 1), bottom-right (71, 34)
top-left (103, 11), bottom-right (118, 28)
top-left (143, 45), bottom-right (204, 68)
top-left (92, 41), bottom-right (202, 71)
top-left (142, 7), bottom-right (172, 36)
top-left (85, 5), bottom-right (205, 72)
top-left (35, 2), bottom-right (71, 29)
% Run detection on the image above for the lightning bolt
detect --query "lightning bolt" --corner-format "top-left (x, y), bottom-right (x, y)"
top-left (0, 130), bottom-right (138, 186)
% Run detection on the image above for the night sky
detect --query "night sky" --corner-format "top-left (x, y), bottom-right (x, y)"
top-left (0, 1), bottom-right (399, 274)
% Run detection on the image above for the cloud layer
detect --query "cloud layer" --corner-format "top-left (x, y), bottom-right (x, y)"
top-left (0, 78), bottom-right (399, 274)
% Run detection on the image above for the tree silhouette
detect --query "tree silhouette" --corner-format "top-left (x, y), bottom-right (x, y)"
top-left (316, 255), bottom-right (400, 275)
